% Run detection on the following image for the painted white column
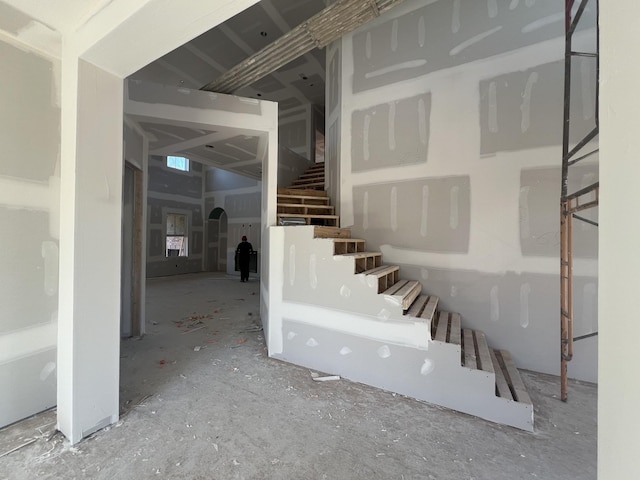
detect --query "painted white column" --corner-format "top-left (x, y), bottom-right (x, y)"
top-left (599, 1), bottom-right (640, 477)
top-left (57, 55), bottom-right (123, 444)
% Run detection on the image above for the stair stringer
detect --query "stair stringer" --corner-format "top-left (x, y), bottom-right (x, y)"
top-left (267, 225), bottom-right (534, 431)
top-left (275, 313), bottom-right (533, 431)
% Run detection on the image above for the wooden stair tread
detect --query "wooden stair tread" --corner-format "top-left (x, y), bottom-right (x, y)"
top-left (277, 195), bottom-right (331, 204)
top-left (299, 172), bottom-right (325, 179)
top-left (491, 349), bottom-right (513, 401)
top-left (407, 295), bottom-right (439, 322)
top-left (277, 203), bottom-right (335, 215)
top-left (339, 251), bottom-right (381, 259)
top-left (278, 188), bottom-right (326, 197)
top-left (461, 328), bottom-right (494, 373)
top-left (314, 226), bottom-right (350, 238)
top-left (428, 311), bottom-right (460, 343)
top-left (449, 312), bottom-right (461, 345)
top-left (362, 265), bottom-right (399, 277)
top-left (277, 201), bottom-right (333, 207)
top-left (383, 280), bottom-right (422, 310)
top-left (495, 350), bottom-right (532, 405)
top-left (288, 182), bottom-right (325, 189)
top-left (278, 214), bottom-right (338, 221)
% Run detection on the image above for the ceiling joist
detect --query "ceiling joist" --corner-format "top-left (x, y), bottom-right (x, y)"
top-left (201, 0), bottom-right (405, 95)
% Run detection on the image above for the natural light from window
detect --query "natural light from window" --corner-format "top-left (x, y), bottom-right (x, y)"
top-left (167, 156), bottom-right (189, 171)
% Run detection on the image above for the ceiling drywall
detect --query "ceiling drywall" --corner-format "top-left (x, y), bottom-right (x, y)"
top-left (128, 0), bottom-right (329, 178)
top-left (0, 0), bottom-right (112, 33)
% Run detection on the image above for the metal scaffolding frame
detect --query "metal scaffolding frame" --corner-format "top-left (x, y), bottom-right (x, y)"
top-left (560, 0), bottom-right (599, 401)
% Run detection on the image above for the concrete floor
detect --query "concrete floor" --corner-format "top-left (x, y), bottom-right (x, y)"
top-left (1, 272), bottom-right (597, 479)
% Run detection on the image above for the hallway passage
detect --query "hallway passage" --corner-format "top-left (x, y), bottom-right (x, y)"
top-left (1, 273), bottom-right (596, 479)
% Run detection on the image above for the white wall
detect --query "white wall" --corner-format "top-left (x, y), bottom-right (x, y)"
top-left (329, 0), bottom-right (598, 381)
top-left (599, 1), bottom-right (640, 477)
top-left (0, 31), bottom-right (61, 428)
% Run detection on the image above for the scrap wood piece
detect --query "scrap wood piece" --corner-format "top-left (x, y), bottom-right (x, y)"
top-left (0, 438), bottom-right (37, 459)
top-left (181, 326), bottom-right (205, 335)
top-left (312, 375), bottom-right (341, 382)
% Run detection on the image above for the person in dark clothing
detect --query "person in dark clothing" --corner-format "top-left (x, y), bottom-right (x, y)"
top-left (236, 235), bottom-right (253, 282)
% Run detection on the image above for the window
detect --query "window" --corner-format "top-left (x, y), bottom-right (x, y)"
top-left (167, 155), bottom-right (189, 172)
top-left (166, 214), bottom-right (188, 257)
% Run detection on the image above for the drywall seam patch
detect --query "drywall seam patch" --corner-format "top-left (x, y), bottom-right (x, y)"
top-left (450, 26), bottom-right (502, 56)
top-left (521, 71), bottom-right (539, 133)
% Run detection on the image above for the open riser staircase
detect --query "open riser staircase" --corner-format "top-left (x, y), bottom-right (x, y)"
top-left (271, 163), bottom-right (533, 431)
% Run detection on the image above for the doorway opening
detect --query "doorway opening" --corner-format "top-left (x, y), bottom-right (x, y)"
top-left (207, 207), bottom-right (228, 273)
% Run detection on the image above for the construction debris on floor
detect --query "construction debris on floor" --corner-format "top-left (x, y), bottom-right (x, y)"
top-left (0, 273), bottom-right (596, 480)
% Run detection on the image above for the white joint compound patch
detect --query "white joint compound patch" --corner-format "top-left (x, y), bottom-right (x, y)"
top-left (40, 362), bottom-right (56, 381)
top-left (306, 337), bottom-right (319, 347)
top-left (420, 359), bottom-right (435, 375)
top-left (450, 26), bottom-right (502, 56)
top-left (287, 331), bottom-right (298, 341)
top-left (521, 71), bottom-right (539, 133)
top-left (391, 19), bottom-right (399, 52)
top-left (363, 114), bottom-right (371, 162)
top-left (488, 81), bottom-right (498, 133)
top-left (377, 308), bottom-right (390, 320)
top-left (488, 0), bottom-right (498, 18)
top-left (340, 285), bottom-right (351, 298)
top-left (388, 102), bottom-right (396, 151)
top-left (418, 16), bottom-right (426, 47)
top-left (309, 253), bottom-right (318, 289)
top-left (452, 0), bottom-right (461, 33)
top-left (340, 346), bottom-right (353, 356)
top-left (363, 191), bottom-right (369, 230)
top-left (377, 345), bottom-right (391, 359)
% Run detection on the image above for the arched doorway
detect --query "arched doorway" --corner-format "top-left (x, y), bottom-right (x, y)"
top-left (207, 207), bottom-right (228, 272)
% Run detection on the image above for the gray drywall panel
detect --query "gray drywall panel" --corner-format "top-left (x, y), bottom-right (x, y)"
top-left (224, 192), bottom-right (262, 218)
top-left (279, 119), bottom-right (308, 150)
top-left (0, 41), bottom-right (59, 181)
top-left (148, 228), bottom-right (164, 257)
top-left (520, 166), bottom-right (598, 258)
top-left (277, 146), bottom-right (313, 189)
top-left (395, 263), bottom-right (597, 381)
top-left (0, 208), bottom-right (58, 334)
top-left (276, 55), bottom-right (307, 74)
top-left (0, 348), bottom-right (56, 428)
top-left (352, 176), bottom-right (470, 253)
top-left (351, 93), bottom-right (430, 172)
top-left (147, 198), bottom-right (203, 227)
top-left (205, 167), bottom-right (259, 192)
top-left (278, 97), bottom-right (303, 111)
top-left (146, 257), bottom-right (203, 278)
top-left (203, 135), bottom-right (260, 163)
top-left (480, 60), bottom-right (596, 155)
top-left (147, 157), bottom-right (203, 199)
top-left (352, 0), bottom-right (566, 93)
top-left (290, 74), bottom-right (325, 106)
top-left (123, 122), bottom-right (144, 166)
top-left (128, 80), bottom-right (262, 115)
top-left (141, 122), bottom-right (216, 151)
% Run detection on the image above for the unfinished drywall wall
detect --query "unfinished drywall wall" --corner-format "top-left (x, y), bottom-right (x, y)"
top-left (329, 0), bottom-right (598, 382)
top-left (146, 155), bottom-right (205, 277)
top-left (204, 166), bottom-right (262, 275)
top-left (0, 35), bottom-right (60, 428)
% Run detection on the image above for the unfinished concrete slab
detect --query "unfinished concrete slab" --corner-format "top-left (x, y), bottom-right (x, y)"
top-left (0, 273), bottom-right (596, 479)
